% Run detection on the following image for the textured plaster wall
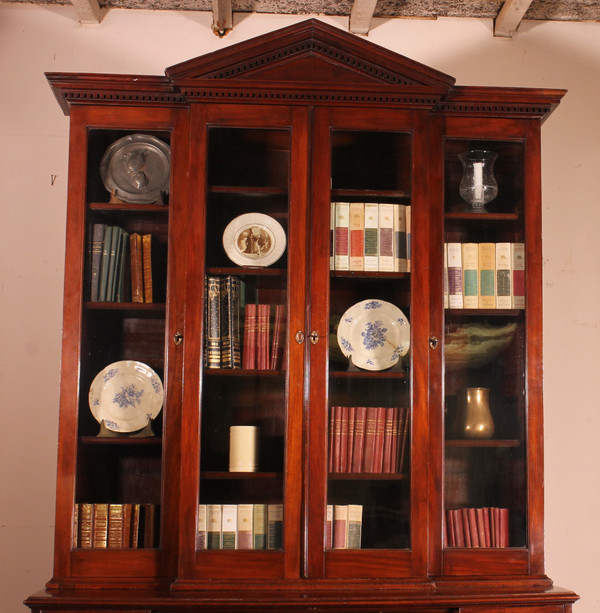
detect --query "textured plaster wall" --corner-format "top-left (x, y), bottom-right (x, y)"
top-left (1, 5), bottom-right (598, 612)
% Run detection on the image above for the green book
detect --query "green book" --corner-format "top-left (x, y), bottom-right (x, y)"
top-left (253, 504), bottom-right (267, 550)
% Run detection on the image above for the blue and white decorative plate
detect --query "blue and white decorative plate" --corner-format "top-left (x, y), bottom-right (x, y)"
top-left (337, 299), bottom-right (410, 371)
top-left (89, 361), bottom-right (164, 432)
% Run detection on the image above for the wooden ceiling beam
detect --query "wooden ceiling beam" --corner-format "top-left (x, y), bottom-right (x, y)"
top-left (71, 0), bottom-right (101, 24)
top-left (350, 0), bottom-right (378, 35)
top-left (212, 0), bottom-right (233, 37)
top-left (494, 0), bottom-right (534, 37)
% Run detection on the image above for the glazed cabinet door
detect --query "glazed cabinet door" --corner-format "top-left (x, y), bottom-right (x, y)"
top-left (177, 104), bottom-right (308, 581)
top-left (431, 117), bottom-right (545, 578)
top-left (305, 107), bottom-right (430, 579)
top-left (52, 105), bottom-right (189, 586)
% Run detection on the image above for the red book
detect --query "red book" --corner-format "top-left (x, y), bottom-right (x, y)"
top-left (482, 508), bottom-right (492, 547)
top-left (346, 407), bottom-right (355, 473)
top-left (242, 304), bottom-right (257, 370)
top-left (397, 407), bottom-right (410, 473)
top-left (362, 407), bottom-right (379, 472)
top-left (461, 508), bottom-right (471, 547)
top-left (269, 304), bottom-right (285, 370)
top-left (257, 304), bottom-right (270, 370)
top-left (339, 406), bottom-right (349, 473)
top-left (372, 407), bottom-right (386, 473)
top-left (332, 406), bottom-right (342, 473)
top-left (328, 406), bottom-right (335, 473)
top-left (468, 508), bottom-right (479, 547)
top-left (476, 508), bottom-right (487, 547)
top-left (382, 408), bottom-right (395, 473)
top-left (500, 508), bottom-right (509, 547)
top-left (351, 407), bottom-right (366, 473)
top-left (451, 509), bottom-right (464, 547)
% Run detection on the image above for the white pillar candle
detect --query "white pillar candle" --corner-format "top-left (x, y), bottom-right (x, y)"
top-left (229, 426), bottom-right (259, 472)
top-left (473, 161), bottom-right (484, 202)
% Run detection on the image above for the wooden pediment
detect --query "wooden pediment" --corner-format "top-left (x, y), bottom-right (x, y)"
top-left (166, 19), bottom-right (455, 90)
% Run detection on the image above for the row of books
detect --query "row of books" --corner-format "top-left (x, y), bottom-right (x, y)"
top-left (444, 507), bottom-right (510, 548)
top-left (74, 502), bottom-right (159, 549)
top-left (330, 202), bottom-right (411, 272)
top-left (204, 275), bottom-right (286, 370)
top-left (326, 504), bottom-right (363, 549)
top-left (444, 242), bottom-right (525, 309)
top-left (89, 223), bottom-right (156, 303)
top-left (328, 406), bottom-right (409, 474)
top-left (198, 503), bottom-right (283, 550)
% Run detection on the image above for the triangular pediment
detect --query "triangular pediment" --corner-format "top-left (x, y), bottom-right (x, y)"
top-left (166, 19), bottom-right (455, 90)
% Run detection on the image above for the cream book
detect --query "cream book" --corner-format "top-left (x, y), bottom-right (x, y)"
top-left (347, 504), bottom-right (363, 549)
top-left (446, 242), bottom-right (463, 308)
top-left (462, 243), bottom-right (479, 309)
top-left (394, 204), bottom-right (407, 272)
top-left (478, 242), bottom-right (496, 309)
top-left (221, 504), bottom-right (237, 550)
top-left (495, 242), bottom-right (512, 308)
top-left (363, 202), bottom-right (379, 271)
top-left (349, 201), bottom-right (365, 271)
top-left (334, 202), bottom-right (350, 271)
top-left (207, 504), bottom-right (222, 550)
top-left (197, 504), bottom-right (207, 550)
top-left (237, 504), bottom-right (253, 550)
top-left (378, 203), bottom-right (395, 272)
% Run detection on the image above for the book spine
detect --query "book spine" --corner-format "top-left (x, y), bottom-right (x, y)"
top-left (221, 504), bottom-right (237, 550)
top-left (78, 503), bottom-right (94, 549)
top-left (462, 242), bottom-right (479, 309)
top-left (90, 224), bottom-right (105, 302)
top-left (142, 233), bottom-right (153, 303)
top-left (107, 503), bottom-right (124, 549)
top-left (446, 243), bottom-right (463, 308)
top-left (326, 504), bottom-right (333, 550)
top-left (129, 233), bottom-right (144, 303)
top-left (237, 504), bottom-right (254, 550)
top-left (511, 242), bottom-right (525, 309)
top-left (378, 203), bottom-right (395, 272)
top-left (351, 406), bottom-right (366, 472)
top-left (478, 242), bottom-right (496, 308)
top-left (257, 304), bottom-right (271, 370)
top-left (106, 226), bottom-right (121, 302)
top-left (230, 276), bottom-right (242, 368)
top-left (242, 303), bottom-right (257, 370)
top-left (346, 406), bottom-right (355, 475)
top-left (92, 503), bottom-right (109, 549)
top-left (333, 505), bottom-right (348, 549)
top-left (332, 405), bottom-right (342, 473)
top-left (349, 202), bottom-right (365, 271)
top-left (207, 504), bottom-right (222, 549)
top-left (220, 277), bottom-right (232, 368)
top-left (443, 243), bottom-right (449, 309)
top-left (372, 406), bottom-right (386, 473)
top-left (363, 202), bottom-right (379, 271)
top-left (206, 276), bottom-right (221, 368)
top-left (267, 504), bottom-right (283, 550)
top-left (362, 406), bottom-right (378, 472)
top-left (197, 504), bottom-right (207, 550)
top-left (495, 242), bottom-right (512, 308)
top-left (269, 304), bottom-right (285, 370)
top-left (253, 503), bottom-right (267, 550)
top-left (334, 202), bottom-right (350, 270)
top-left (405, 205), bottom-right (411, 272)
top-left (98, 226), bottom-right (113, 302)
top-left (382, 407), bottom-right (394, 473)
top-left (347, 504), bottom-right (363, 549)
top-left (394, 204), bottom-right (407, 273)
top-left (339, 405), bottom-right (349, 473)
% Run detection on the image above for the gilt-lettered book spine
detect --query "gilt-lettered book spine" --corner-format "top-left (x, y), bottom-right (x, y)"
top-left (206, 276), bottom-right (221, 368)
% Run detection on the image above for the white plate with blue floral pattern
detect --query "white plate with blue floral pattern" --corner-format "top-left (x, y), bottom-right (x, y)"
top-left (337, 299), bottom-right (410, 371)
top-left (89, 361), bottom-right (164, 432)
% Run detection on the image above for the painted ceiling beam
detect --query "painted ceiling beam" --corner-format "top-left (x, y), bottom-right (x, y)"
top-left (350, 0), bottom-right (378, 35)
top-left (212, 0), bottom-right (233, 37)
top-left (71, 0), bottom-right (101, 24)
top-left (494, 0), bottom-right (534, 37)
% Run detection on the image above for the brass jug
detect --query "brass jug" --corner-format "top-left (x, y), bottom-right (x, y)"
top-left (455, 387), bottom-right (494, 439)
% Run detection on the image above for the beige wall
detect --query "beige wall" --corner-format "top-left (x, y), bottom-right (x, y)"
top-left (1, 5), bottom-right (598, 612)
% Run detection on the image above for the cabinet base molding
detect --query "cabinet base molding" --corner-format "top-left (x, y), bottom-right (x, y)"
top-left (25, 585), bottom-right (578, 613)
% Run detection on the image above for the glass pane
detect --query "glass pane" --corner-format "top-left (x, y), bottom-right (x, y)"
top-left (443, 138), bottom-right (527, 549)
top-left (75, 128), bottom-right (171, 550)
top-left (327, 130), bottom-right (412, 550)
top-left (198, 127), bottom-right (290, 551)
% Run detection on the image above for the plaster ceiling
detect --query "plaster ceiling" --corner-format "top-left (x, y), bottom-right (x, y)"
top-left (7, 0), bottom-right (600, 37)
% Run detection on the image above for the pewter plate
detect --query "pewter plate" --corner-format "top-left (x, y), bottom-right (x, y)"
top-left (100, 134), bottom-right (170, 204)
top-left (89, 360), bottom-right (164, 432)
top-left (337, 299), bottom-right (410, 371)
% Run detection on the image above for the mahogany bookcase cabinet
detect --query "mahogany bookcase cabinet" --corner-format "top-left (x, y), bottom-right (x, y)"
top-left (26, 18), bottom-right (578, 613)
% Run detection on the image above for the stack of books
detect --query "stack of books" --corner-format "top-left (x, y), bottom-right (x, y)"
top-left (328, 406), bottom-right (409, 474)
top-left (204, 275), bottom-right (286, 371)
top-left (444, 242), bottom-right (525, 309)
top-left (445, 507), bottom-right (509, 548)
top-left (198, 503), bottom-right (283, 550)
top-left (330, 202), bottom-right (411, 272)
top-left (89, 224), bottom-right (156, 303)
top-left (74, 502), bottom-right (159, 549)
top-left (326, 504), bottom-right (363, 549)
